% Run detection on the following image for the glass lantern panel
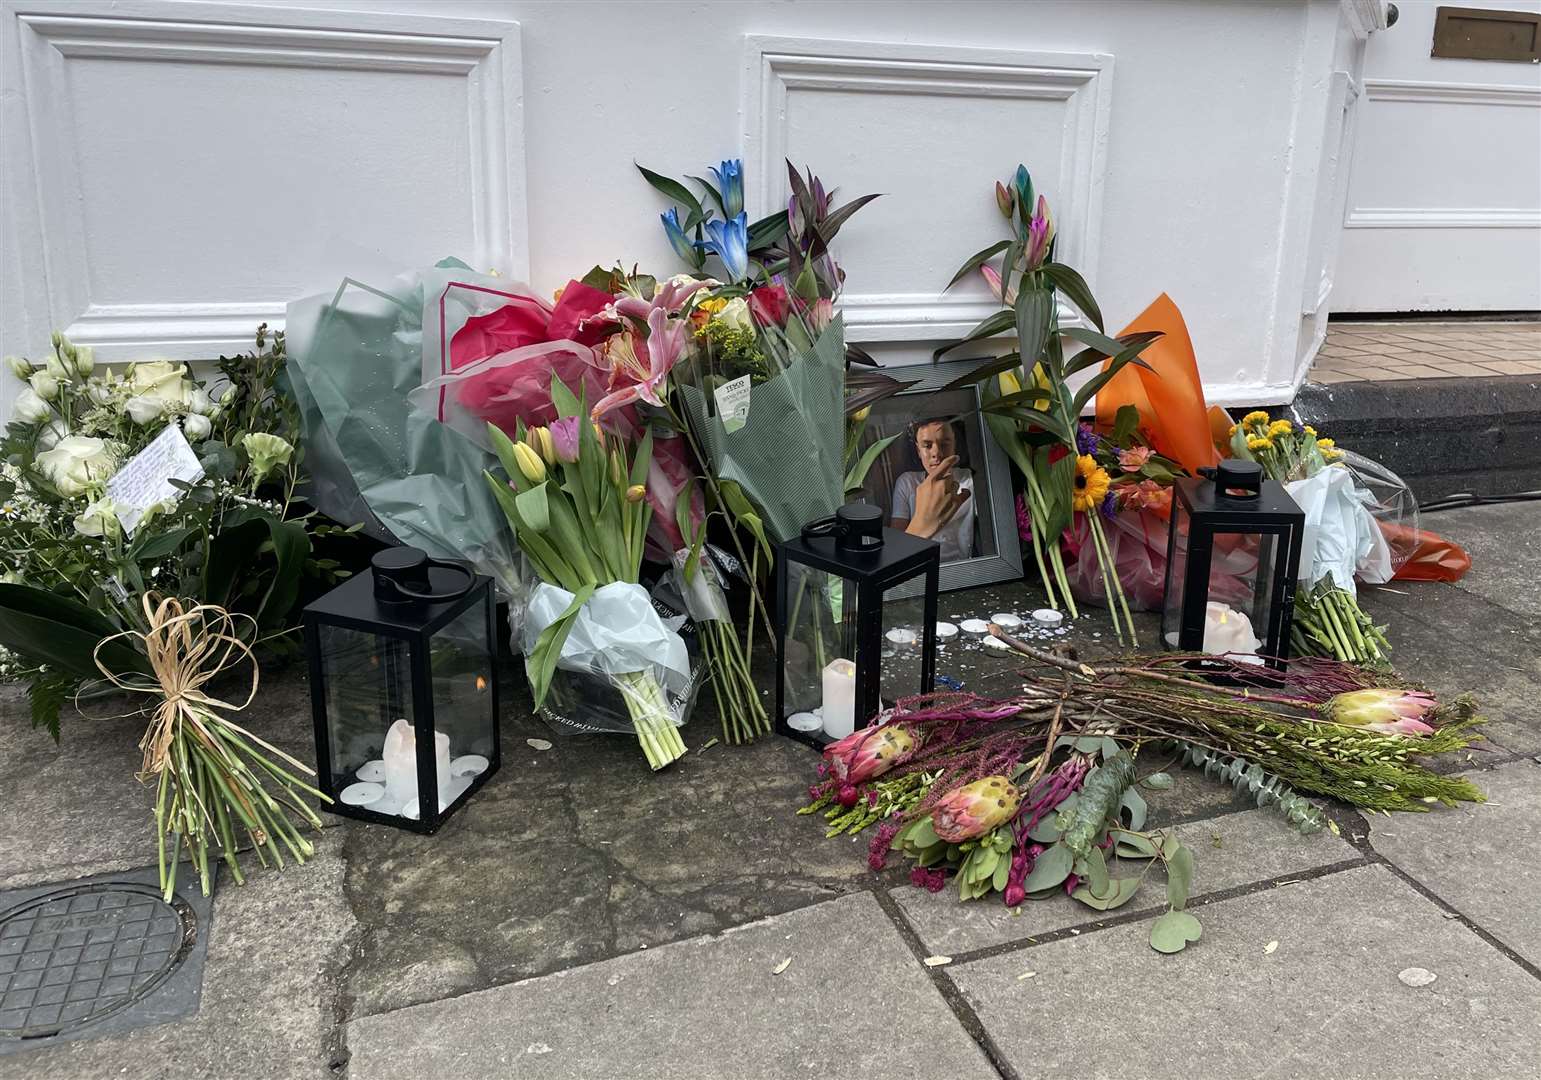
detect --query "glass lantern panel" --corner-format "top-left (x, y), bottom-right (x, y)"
top-left (1207, 531), bottom-right (1283, 654)
top-left (782, 564), bottom-right (859, 740)
top-left (879, 583), bottom-right (929, 709)
top-left (318, 623), bottom-right (419, 817)
top-left (429, 600), bottom-right (496, 811)
top-left (1161, 498), bottom-right (1192, 647)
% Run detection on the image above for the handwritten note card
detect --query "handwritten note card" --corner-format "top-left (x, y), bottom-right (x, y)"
top-left (106, 424), bottom-right (205, 537)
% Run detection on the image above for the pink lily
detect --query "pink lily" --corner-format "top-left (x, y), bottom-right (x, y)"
top-left (1025, 195), bottom-right (1055, 270)
top-left (980, 263), bottom-right (1018, 305)
top-left (591, 307), bottom-right (686, 420)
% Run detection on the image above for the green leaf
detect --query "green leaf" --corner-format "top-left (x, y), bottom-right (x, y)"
top-left (1082, 846), bottom-right (1110, 898)
top-left (1040, 262), bottom-right (1104, 331)
top-left (27, 670), bottom-right (76, 742)
top-left (944, 239), bottom-right (1012, 290)
top-left (635, 163), bottom-right (704, 218)
top-left (1165, 843), bottom-right (1195, 911)
top-left (1113, 404), bottom-right (1143, 447)
top-left (1026, 815), bottom-right (1063, 843)
top-left (550, 371), bottom-right (582, 421)
top-left (1071, 344), bottom-right (1160, 419)
top-left (817, 193), bottom-right (882, 242)
top-left (0, 583), bottom-right (149, 680)
top-left (131, 526), bottom-right (197, 562)
top-left (514, 483), bottom-right (551, 534)
top-left (909, 817), bottom-right (940, 849)
top-left (688, 174), bottom-right (727, 217)
top-left (933, 309), bottom-right (1016, 359)
top-left (1149, 910), bottom-right (1202, 954)
top-left (1071, 876), bottom-right (1142, 911)
top-left (981, 403), bottom-right (1072, 445)
top-left (844, 433), bottom-right (899, 494)
top-left (939, 352), bottom-right (1023, 391)
top-left (202, 518), bottom-right (269, 612)
top-left (746, 211), bottom-right (790, 252)
top-left (1120, 787), bottom-right (1148, 832)
top-left (991, 855), bottom-right (1011, 893)
top-left (1022, 842), bottom-right (1073, 892)
top-left (1113, 831), bottom-right (1161, 859)
top-left (254, 516), bottom-right (309, 630)
top-left (526, 583), bottom-right (594, 707)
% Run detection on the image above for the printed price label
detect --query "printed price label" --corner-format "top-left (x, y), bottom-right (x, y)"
top-left (105, 424), bottom-right (205, 537)
top-left (714, 375), bottom-right (752, 434)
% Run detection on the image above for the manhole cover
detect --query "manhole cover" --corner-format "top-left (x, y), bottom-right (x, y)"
top-left (0, 883), bottom-right (195, 1039)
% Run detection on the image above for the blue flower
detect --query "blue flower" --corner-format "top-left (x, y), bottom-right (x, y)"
top-left (1075, 422), bottom-right (1098, 456)
top-left (710, 159), bottom-right (744, 219)
top-left (699, 211), bottom-right (749, 282)
top-left (660, 207), bottom-right (697, 265)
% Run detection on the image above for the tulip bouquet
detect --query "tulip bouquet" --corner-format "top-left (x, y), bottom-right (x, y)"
top-left (0, 325), bottom-right (345, 737)
top-left (484, 376), bottom-right (689, 769)
top-left (802, 628), bottom-right (1483, 952)
top-left (939, 165), bottom-right (1161, 646)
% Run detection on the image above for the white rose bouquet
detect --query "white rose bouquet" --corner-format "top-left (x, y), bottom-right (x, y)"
top-left (0, 325), bottom-right (348, 737)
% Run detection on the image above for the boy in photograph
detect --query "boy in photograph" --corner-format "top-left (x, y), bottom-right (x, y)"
top-left (889, 416), bottom-right (975, 561)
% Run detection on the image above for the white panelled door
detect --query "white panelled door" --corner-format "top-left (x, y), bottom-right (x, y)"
top-left (1333, 1), bottom-right (1541, 312)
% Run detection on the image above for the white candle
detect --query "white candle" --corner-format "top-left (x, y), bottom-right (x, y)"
top-left (1201, 601), bottom-right (1262, 658)
top-left (381, 718), bottom-right (452, 813)
top-left (821, 658), bottom-right (857, 739)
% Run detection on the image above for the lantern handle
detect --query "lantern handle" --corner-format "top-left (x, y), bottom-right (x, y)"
top-left (377, 558), bottom-right (477, 604)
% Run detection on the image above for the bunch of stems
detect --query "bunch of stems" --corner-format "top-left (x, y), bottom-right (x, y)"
top-left (1019, 451), bottom-right (1076, 618)
top-left (700, 613), bottom-right (769, 745)
top-left (1292, 583), bottom-right (1388, 666)
top-left (615, 670), bottom-right (688, 769)
top-left (1080, 507), bottom-right (1138, 646)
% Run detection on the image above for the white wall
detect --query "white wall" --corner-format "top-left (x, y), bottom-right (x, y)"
top-left (1332, 0), bottom-right (1541, 312)
top-left (2, 0), bottom-right (1367, 418)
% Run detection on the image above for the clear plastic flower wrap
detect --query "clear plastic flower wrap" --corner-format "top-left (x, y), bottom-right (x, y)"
top-left (1339, 448), bottom-right (1421, 576)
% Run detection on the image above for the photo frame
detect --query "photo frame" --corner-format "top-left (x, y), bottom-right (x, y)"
top-left (849, 360), bottom-right (1023, 595)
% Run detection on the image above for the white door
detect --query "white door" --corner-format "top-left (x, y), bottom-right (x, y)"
top-left (1333, 0), bottom-right (1541, 312)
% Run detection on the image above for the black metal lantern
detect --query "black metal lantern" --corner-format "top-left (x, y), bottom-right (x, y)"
top-left (304, 547), bottom-right (500, 833)
top-left (1161, 460), bottom-right (1306, 670)
top-left (775, 504), bottom-right (941, 748)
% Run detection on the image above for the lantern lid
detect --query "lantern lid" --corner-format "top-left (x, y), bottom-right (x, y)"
top-left (1174, 471), bottom-right (1304, 526)
top-left (781, 516), bottom-right (939, 584)
top-left (304, 551), bottom-right (489, 636)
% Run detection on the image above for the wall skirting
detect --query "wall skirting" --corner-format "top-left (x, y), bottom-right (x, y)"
top-left (1344, 208), bottom-right (1541, 229)
top-left (1361, 78), bottom-right (1541, 108)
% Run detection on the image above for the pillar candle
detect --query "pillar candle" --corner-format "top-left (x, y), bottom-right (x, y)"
top-left (821, 658), bottom-right (857, 740)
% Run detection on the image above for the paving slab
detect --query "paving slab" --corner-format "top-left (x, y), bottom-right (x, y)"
top-left (894, 807), bottom-right (1360, 956)
top-left (345, 892), bottom-right (994, 1080)
top-left (0, 831), bottom-right (356, 1080)
top-left (0, 671), bottom-right (328, 890)
top-left (1423, 502), bottom-right (1541, 619)
top-left (1368, 759), bottom-right (1541, 968)
top-left (951, 863), bottom-right (1541, 1080)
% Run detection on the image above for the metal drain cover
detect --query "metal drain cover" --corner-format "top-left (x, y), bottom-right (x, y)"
top-left (0, 868), bottom-right (211, 1053)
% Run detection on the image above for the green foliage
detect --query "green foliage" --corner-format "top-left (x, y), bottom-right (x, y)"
top-left (696, 321), bottom-right (771, 385)
top-left (1063, 750), bottom-right (1136, 858)
top-left (1181, 743), bottom-right (1326, 834)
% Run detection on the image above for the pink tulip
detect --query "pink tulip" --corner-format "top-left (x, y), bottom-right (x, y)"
top-left (823, 724), bottom-right (919, 785)
top-left (931, 776), bottom-right (1021, 843)
top-left (1325, 688), bottom-right (1437, 737)
top-left (547, 415), bottom-right (581, 464)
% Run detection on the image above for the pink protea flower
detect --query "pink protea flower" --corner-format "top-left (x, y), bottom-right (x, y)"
top-left (1115, 445), bottom-right (1152, 472)
top-left (1326, 688), bottom-right (1438, 737)
top-left (823, 724), bottom-right (919, 784)
top-left (931, 776), bottom-right (1021, 843)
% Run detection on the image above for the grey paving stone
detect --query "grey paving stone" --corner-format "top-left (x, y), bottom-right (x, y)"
top-left (1368, 759), bottom-right (1541, 968)
top-left (951, 864), bottom-right (1541, 1080)
top-left (1431, 502), bottom-right (1541, 619)
top-left (345, 892), bottom-right (993, 1080)
top-left (1, 831), bottom-right (355, 1080)
top-left (893, 807), bottom-right (1359, 956)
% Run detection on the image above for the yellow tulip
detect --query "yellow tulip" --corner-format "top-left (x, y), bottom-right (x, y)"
top-left (511, 441), bottom-right (547, 484)
top-left (626, 484), bottom-right (647, 503)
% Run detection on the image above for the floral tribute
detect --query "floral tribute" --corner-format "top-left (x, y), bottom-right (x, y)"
top-left (802, 628), bottom-right (1483, 953)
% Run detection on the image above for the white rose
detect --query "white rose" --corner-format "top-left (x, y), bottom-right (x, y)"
top-left (182, 413), bottom-right (211, 440)
top-left (35, 435), bottom-right (116, 497)
top-left (187, 387), bottom-right (212, 416)
top-left (73, 346), bottom-right (95, 378)
top-left (6, 356), bottom-right (31, 381)
top-left (13, 387), bottom-right (52, 423)
top-left (718, 296), bottom-right (754, 333)
top-left (37, 418), bottom-right (69, 452)
top-left (124, 395), bottom-right (164, 425)
top-left (28, 371), bottom-right (59, 400)
top-left (44, 354), bottom-right (69, 381)
top-left (73, 497), bottom-right (120, 539)
top-left (87, 381), bottom-right (115, 407)
top-left (126, 360), bottom-right (192, 413)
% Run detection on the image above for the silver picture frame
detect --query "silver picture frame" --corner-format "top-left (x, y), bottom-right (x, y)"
top-left (849, 360), bottom-right (1023, 595)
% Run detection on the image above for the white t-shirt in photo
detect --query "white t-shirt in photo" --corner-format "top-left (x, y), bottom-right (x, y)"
top-left (891, 468), bottom-right (976, 562)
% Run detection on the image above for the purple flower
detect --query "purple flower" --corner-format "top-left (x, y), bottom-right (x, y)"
top-left (1099, 490), bottom-right (1118, 521)
top-left (547, 415), bottom-right (582, 464)
top-left (1075, 422), bottom-right (1098, 456)
top-left (1015, 493), bottom-right (1033, 543)
top-left (910, 866), bottom-right (947, 893)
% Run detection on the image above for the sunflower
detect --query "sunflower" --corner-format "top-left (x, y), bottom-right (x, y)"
top-left (1072, 454), bottom-right (1111, 512)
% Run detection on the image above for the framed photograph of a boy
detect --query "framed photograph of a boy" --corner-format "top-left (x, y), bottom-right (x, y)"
top-left (849, 361), bottom-right (1023, 594)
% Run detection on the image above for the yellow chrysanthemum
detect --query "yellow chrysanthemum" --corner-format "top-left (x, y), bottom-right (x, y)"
top-left (1246, 436), bottom-right (1273, 452)
top-left (1268, 420), bottom-right (1293, 438)
top-left (1072, 454), bottom-right (1111, 512)
top-left (1316, 437), bottom-right (1335, 451)
top-left (1242, 410), bottom-right (1270, 427)
top-left (1227, 423), bottom-right (1239, 437)
top-left (1302, 425), bottom-right (1317, 437)
top-left (698, 297), bottom-right (728, 314)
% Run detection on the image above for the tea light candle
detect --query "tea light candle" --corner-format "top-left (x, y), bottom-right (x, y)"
top-left (1201, 601), bottom-right (1261, 658)
top-left (821, 658), bottom-right (857, 740)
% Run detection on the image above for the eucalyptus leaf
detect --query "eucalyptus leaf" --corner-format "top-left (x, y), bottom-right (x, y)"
top-left (1113, 831), bottom-right (1161, 859)
top-left (1149, 910), bottom-right (1203, 954)
top-left (1083, 846), bottom-right (1110, 898)
top-left (1071, 876), bottom-right (1142, 912)
top-left (1026, 816), bottom-right (1063, 843)
top-left (1022, 842), bottom-right (1073, 892)
top-left (1120, 787), bottom-right (1148, 832)
top-left (1165, 843), bottom-right (1196, 911)
top-left (1141, 772), bottom-right (1175, 792)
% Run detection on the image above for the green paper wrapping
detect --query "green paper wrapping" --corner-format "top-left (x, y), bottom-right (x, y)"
top-left (675, 316), bottom-right (846, 542)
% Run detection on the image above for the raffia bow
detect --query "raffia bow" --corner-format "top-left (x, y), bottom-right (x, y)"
top-left (90, 594), bottom-right (313, 781)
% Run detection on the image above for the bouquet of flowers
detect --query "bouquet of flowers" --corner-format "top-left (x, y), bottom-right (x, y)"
top-left (940, 165), bottom-right (1161, 644)
top-left (1227, 412), bottom-right (1392, 665)
top-left (802, 629), bottom-right (1483, 952)
top-left (484, 377), bottom-right (690, 769)
top-left (0, 326), bottom-right (345, 737)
